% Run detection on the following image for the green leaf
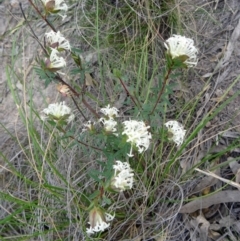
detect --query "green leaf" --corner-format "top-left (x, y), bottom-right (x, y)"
top-left (103, 196), bottom-right (112, 205)
top-left (88, 169), bottom-right (102, 182)
top-left (88, 190), bottom-right (101, 200)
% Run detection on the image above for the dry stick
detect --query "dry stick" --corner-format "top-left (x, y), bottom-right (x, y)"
top-left (195, 168), bottom-right (240, 190)
top-left (118, 78), bottom-right (140, 109)
top-left (28, 0), bottom-right (56, 32)
top-left (149, 65), bottom-right (172, 115)
top-left (19, 3), bottom-right (48, 55)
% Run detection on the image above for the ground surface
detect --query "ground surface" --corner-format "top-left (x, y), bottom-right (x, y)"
top-left (1, 0), bottom-right (240, 240)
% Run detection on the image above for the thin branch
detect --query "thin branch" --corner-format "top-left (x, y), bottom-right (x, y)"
top-left (71, 96), bottom-right (88, 121)
top-left (19, 3), bottom-right (48, 55)
top-left (118, 78), bottom-right (140, 109)
top-left (59, 127), bottom-right (104, 152)
top-left (82, 97), bottom-right (100, 119)
top-left (28, 0), bottom-right (56, 32)
top-left (149, 65), bottom-right (172, 115)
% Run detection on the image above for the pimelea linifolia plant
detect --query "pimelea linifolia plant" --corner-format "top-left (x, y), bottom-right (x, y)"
top-left (24, 0), bottom-right (198, 236)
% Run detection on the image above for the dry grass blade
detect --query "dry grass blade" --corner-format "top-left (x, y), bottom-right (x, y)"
top-left (195, 168), bottom-right (240, 190)
top-left (180, 190), bottom-right (240, 213)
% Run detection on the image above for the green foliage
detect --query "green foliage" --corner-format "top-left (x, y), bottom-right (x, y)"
top-left (3, 0), bottom-right (240, 240)
top-left (34, 65), bottom-right (56, 87)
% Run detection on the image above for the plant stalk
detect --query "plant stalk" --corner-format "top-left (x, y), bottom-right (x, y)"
top-left (149, 65), bottom-right (172, 115)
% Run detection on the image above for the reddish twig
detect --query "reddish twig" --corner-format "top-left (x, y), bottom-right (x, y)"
top-left (28, 0), bottom-right (56, 32)
top-left (71, 96), bottom-right (88, 121)
top-left (118, 78), bottom-right (141, 109)
top-left (149, 66), bottom-right (172, 115)
top-left (20, 3), bottom-right (48, 55)
top-left (82, 97), bottom-right (100, 119)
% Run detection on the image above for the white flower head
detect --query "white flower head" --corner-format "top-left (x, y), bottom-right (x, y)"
top-left (42, 0), bottom-right (68, 19)
top-left (164, 120), bottom-right (186, 146)
top-left (164, 34), bottom-right (198, 67)
top-left (86, 207), bottom-right (114, 235)
top-left (99, 118), bottom-right (118, 133)
top-left (45, 48), bottom-right (66, 71)
top-left (111, 160), bottom-right (134, 192)
top-left (122, 120), bottom-right (152, 157)
top-left (45, 31), bottom-right (71, 51)
top-left (100, 105), bottom-right (119, 119)
top-left (41, 101), bottom-right (74, 124)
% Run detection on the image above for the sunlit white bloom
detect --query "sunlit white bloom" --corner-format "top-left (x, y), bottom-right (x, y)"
top-left (111, 160), bottom-right (134, 192)
top-left (86, 207), bottom-right (114, 235)
top-left (100, 118), bottom-right (117, 133)
top-left (164, 35), bottom-right (198, 67)
top-left (45, 31), bottom-right (71, 51)
top-left (165, 120), bottom-right (186, 146)
top-left (42, 0), bottom-right (68, 19)
top-left (45, 48), bottom-right (66, 71)
top-left (122, 120), bottom-right (152, 157)
top-left (100, 105), bottom-right (119, 119)
top-left (41, 101), bottom-right (74, 124)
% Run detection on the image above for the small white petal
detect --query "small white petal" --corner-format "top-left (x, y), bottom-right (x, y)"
top-left (54, 0), bottom-right (68, 11)
top-left (105, 213), bottom-right (115, 222)
top-left (86, 227), bottom-right (95, 235)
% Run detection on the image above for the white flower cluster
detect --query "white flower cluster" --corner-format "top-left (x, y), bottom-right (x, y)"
top-left (41, 0), bottom-right (70, 71)
top-left (86, 208), bottom-right (114, 235)
top-left (99, 118), bottom-right (117, 133)
top-left (111, 160), bottom-right (134, 192)
top-left (165, 120), bottom-right (186, 146)
top-left (46, 48), bottom-right (66, 70)
top-left (100, 104), bottom-right (119, 119)
top-left (42, 0), bottom-right (68, 20)
top-left (99, 105), bottom-right (119, 134)
top-left (44, 31), bottom-right (70, 71)
top-left (122, 120), bottom-right (152, 157)
top-left (45, 30), bottom-right (71, 51)
top-left (164, 35), bottom-right (198, 67)
top-left (41, 101), bottom-right (74, 124)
